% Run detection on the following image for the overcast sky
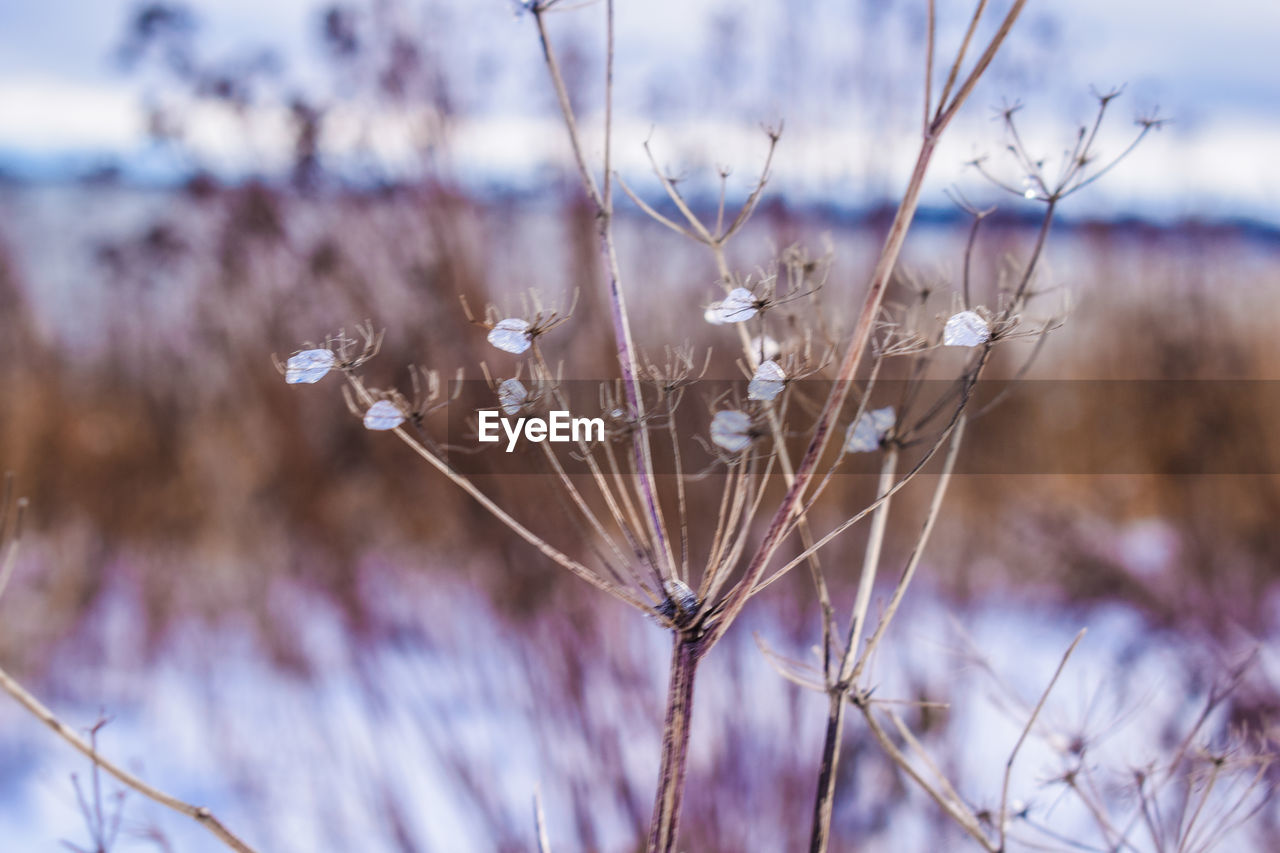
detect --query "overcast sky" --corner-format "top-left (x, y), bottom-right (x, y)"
top-left (0, 0), bottom-right (1276, 221)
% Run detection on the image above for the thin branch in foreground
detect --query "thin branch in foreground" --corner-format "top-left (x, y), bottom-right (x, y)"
top-left (998, 629), bottom-right (1087, 852)
top-left (857, 695), bottom-right (997, 852)
top-left (0, 666), bottom-right (260, 853)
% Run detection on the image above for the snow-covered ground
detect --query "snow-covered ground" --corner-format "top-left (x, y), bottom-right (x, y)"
top-left (1, 556), bottom-right (1268, 851)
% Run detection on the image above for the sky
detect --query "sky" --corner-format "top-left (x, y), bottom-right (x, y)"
top-left (0, 0), bottom-right (1277, 223)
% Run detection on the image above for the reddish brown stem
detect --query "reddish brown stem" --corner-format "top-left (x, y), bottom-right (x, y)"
top-left (647, 636), bottom-right (701, 853)
top-left (809, 693), bottom-right (848, 853)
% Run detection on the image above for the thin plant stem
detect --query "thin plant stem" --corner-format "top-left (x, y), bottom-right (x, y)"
top-left (615, 174), bottom-right (701, 242)
top-left (933, 2), bottom-right (1028, 132)
top-left (532, 5), bottom-right (674, 581)
top-left (998, 629), bottom-right (1087, 852)
top-left (808, 692), bottom-right (848, 853)
top-left (347, 375), bottom-right (651, 612)
top-left (853, 417), bottom-right (966, 684)
top-left (647, 637), bottom-right (701, 853)
top-left (0, 666), bottom-right (260, 853)
top-left (1177, 765), bottom-right (1221, 853)
top-left (934, 0), bottom-right (990, 119)
top-left (1011, 198), bottom-right (1057, 305)
top-left (839, 446), bottom-right (900, 684)
top-left (924, 0), bottom-right (936, 135)
top-left (808, 447), bottom-right (898, 852)
top-left (858, 696), bottom-right (996, 851)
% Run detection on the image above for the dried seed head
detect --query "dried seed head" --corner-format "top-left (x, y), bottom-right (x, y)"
top-left (844, 406), bottom-right (895, 453)
top-left (711, 409), bottom-right (754, 452)
top-left (706, 288), bottom-right (759, 324)
top-left (363, 400), bottom-right (406, 431)
top-left (944, 310), bottom-right (991, 347)
top-left (284, 348), bottom-right (336, 384)
top-left (488, 318), bottom-right (533, 354)
top-left (498, 378), bottom-right (528, 415)
top-left (747, 360), bottom-right (786, 402)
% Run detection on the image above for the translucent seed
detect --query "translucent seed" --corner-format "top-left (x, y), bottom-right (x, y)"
top-left (710, 287), bottom-right (759, 324)
top-left (711, 409), bottom-right (753, 452)
top-left (285, 348), bottom-right (336, 384)
top-left (747, 360), bottom-right (786, 402)
top-left (487, 318), bottom-right (532, 354)
top-left (363, 400), bottom-right (406, 431)
top-left (844, 406), bottom-right (895, 453)
top-left (498, 378), bottom-right (528, 415)
top-left (943, 310), bottom-right (991, 347)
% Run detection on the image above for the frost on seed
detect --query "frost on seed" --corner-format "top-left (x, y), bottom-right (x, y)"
top-left (487, 318), bottom-right (532, 354)
top-left (711, 409), bottom-right (753, 452)
top-left (844, 406), bottom-right (895, 453)
top-left (285, 348), bottom-right (336, 384)
top-left (943, 310), bottom-right (991, 347)
top-left (498, 378), bottom-right (528, 415)
top-left (707, 288), bottom-right (758, 324)
top-left (747, 360), bottom-right (786, 402)
top-left (363, 400), bottom-right (406, 431)
top-left (750, 335), bottom-right (781, 361)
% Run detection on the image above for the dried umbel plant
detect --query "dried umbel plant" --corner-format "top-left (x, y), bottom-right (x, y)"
top-left (0, 4), bottom-right (1171, 853)
top-left (273, 2), bottom-right (1091, 850)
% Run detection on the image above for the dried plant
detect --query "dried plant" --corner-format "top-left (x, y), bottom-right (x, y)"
top-left (8, 2), bottom-right (1255, 852)
top-left (62, 718), bottom-right (127, 853)
top-left (272, 1), bottom-right (1089, 850)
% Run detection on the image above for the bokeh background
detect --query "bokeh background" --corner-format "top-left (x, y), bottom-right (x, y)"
top-left (1, 1), bottom-right (1279, 850)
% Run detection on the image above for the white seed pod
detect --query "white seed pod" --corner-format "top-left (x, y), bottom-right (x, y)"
top-left (497, 378), bottom-right (528, 415)
top-left (711, 409), bottom-right (753, 452)
top-left (487, 318), bottom-right (533, 354)
top-left (943, 310), bottom-right (991, 347)
top-left (363, 400), bottom-right (406, 431)
top-left (708, 287), bottom-right (758, 324)
top-left (747, 359), bottom-right (786, 402)
top-left (704, 304), bottom-right (727, 326)
top-left (662, 578), bottom-right (698, 617)
top-left (749, 335), bottom-right (781, 361)
top-left (844, 406), bottom-right (895, 453)
top-left (285, 348), bottom-right (336, 384)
